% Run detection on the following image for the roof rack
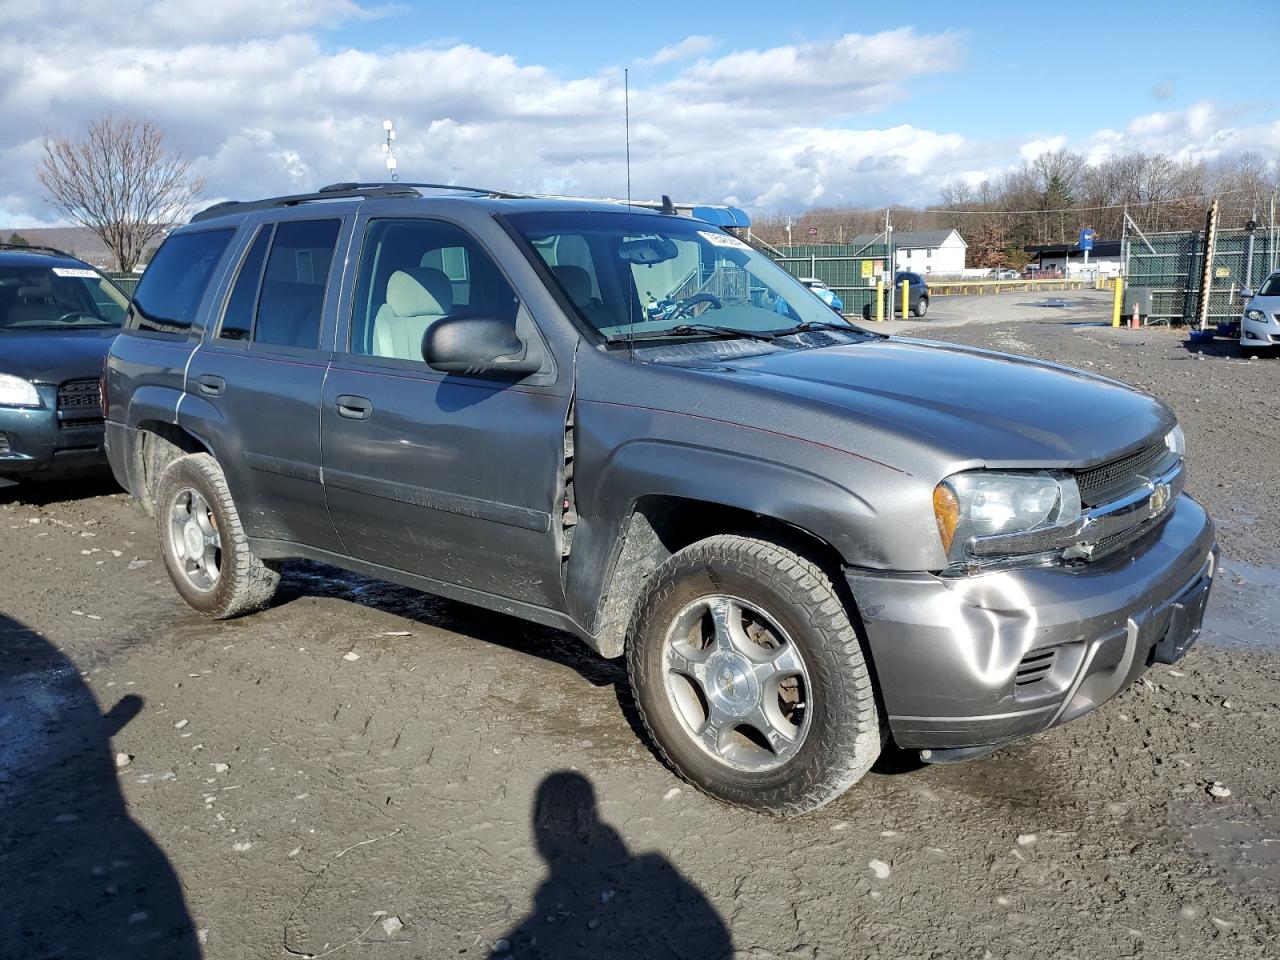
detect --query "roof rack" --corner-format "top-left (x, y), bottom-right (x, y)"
top-left (0, 242), bottom-right (74, 257)
top-left (190, 180), bottom-right (528, 223)
top-left (320, 181), bottom-right (528, 199)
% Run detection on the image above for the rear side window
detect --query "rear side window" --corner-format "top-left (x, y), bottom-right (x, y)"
top-left (218, 225), bottom-right (272, 342)
top-left (253, 219), bottom-right (340, 349)
top-left (126, 229), bottom-right (233, 335)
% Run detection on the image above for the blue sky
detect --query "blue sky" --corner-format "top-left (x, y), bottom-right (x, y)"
top-left (1, 0), bottom-right (1277, 224)
top-left (333, 0), bottom-right (1277, 140)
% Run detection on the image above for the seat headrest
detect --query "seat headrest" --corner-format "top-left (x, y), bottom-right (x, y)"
top-left (386, 267), bottom-right (453, 318)
top-left (552, 265), bottom-right (593, 307)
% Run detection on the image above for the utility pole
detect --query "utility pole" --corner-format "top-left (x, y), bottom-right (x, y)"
top-left (785, 215), bottom-right (793, 246)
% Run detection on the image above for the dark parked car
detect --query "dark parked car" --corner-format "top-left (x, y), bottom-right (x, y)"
top-left (0, 244), bottom-right (129, 480)
top-left (104, 184), bottom-right (1216, 815)
top-left (894, 270), bottom-right (930, 317)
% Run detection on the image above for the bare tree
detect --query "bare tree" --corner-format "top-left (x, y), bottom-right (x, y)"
top-left (38, 115), bottom-right (205, 272)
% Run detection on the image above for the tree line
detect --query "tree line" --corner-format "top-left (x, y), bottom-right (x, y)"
top-left (752, 150), bottom-right (1280, 269)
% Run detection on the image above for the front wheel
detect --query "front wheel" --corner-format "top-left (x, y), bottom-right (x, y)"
top-left (155, 453), bottom-right (280, 619)
top-left (627, 535), bottom-right (882, 815)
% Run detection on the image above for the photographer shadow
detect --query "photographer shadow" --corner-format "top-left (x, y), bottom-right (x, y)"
top-left (0, 612), bottom-right (199, 959)
top-left (490, 770), bottom-right (732, 960)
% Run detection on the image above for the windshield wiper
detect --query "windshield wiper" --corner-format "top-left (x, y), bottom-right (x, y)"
top-left (664, 323), bottom-right (781, 343)
top-left (777, 319), bottom-right (888, 339)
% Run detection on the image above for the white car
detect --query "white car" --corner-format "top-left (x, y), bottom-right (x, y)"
top-left (1241, 273), bottom-right (1280, 353)
top-left (798, 278), bottom-right (844, 313)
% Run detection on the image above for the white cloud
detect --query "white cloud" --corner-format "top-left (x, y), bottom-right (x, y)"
top-left (1018, 136), bottom-right (1068, 162)
top-left (639, 35), bottom-right (718, 66)
top-left (0, 4), bottom-right (1275, 226)
top-left (1084, 101), bottom-right (1280, 165)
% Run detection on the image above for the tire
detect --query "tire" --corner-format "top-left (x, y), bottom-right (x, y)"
top-left (627, 535), bottom-right (882, 815)
top-left (154, 453), bottom-right (280, 619)
top-left (912, 296), bottom-right (929, 318)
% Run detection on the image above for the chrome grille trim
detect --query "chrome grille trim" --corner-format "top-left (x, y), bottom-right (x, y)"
top-left (966, 458), bottom-right (1184, 562)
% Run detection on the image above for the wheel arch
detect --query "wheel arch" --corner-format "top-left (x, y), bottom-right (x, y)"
top-left (587, 493), bottom-right (857, 659)
top-left (129, 420), bottom-right (213, 515)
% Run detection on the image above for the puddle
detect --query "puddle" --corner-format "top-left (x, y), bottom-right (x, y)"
top-left (0, 626), bottom-right (98, 805)
top-left (1065, 321), bottom-right (1111, 328)
top-left (1178, 804), bottom-right (1280, 891)
top-left (1201, 559), bottom-right (1280, 651)
top-left (1023, 298), bottom-right (1090, 309)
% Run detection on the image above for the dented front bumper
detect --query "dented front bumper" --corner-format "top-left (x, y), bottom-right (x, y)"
top-left (847, 494), bottom-right (1216, 750)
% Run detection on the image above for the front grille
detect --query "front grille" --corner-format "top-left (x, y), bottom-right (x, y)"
top-left (1015, 648), bottom-right (1056, 686)
top-left (57, 379), bottom-right (101, 409)
top-left (1076, 440), bottom-right (1169, 506)
top-left (56, 379), bottom-right (102, 427)
top-left (59, 417), bottom-right (104, 431)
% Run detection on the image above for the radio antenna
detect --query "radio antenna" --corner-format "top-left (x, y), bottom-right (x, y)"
top-left (625, 68), bottom-right (635, 360)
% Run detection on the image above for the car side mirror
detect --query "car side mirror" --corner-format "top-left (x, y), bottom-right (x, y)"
top-left (422, 315), bottom-right (540, 377)
top-left (1240, 289), bottom-right (1254, 300)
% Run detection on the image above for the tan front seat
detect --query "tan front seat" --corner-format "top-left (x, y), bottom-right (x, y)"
top-left (372, 267), bottom-right (453, 360)
top-left (552, 265), bottom-right (612, 329)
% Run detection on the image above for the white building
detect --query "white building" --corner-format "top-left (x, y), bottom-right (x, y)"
top-left (852, 228), bottom-right (967, 275)
top-left (1027, 240), bottom-right (1123, 278)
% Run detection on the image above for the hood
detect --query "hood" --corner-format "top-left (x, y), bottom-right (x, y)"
top-left (691, 336), bottom-right (1175, 469)
top-left (0, 328), bottom-right (118, 384)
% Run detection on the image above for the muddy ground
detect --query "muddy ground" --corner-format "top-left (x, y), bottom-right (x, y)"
top-left (2, 292), bottom-right (1278, 959)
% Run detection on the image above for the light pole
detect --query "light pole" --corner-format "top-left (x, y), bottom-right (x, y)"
top-left (382, 119), bottom-right (398, 182)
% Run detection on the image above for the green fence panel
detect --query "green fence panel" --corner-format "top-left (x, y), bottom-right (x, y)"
top-left (760, 242), bottom-right (894, 315)
top-left (1125, 228), bottom-right (1277, 325)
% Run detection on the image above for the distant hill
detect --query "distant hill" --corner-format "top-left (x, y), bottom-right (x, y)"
top-left (1, 227), bottom-right (113, 267)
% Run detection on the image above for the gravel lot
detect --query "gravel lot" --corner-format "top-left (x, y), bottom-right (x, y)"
top-left (2, 292), bottom-right (1278, 959)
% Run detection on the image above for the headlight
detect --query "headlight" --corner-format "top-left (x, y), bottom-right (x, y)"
top-left (934, 471), bottom-right (1080, 559)
top-left (1165, 424), bottom-right (1185, 457)
top-left (0, 373), bottom-right (40, 408)
top-left (1245, 309), bottom-right (1266, 321)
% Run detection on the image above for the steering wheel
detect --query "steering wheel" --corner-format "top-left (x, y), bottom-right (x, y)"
top-left (668, 293), bottom-right (722, 322)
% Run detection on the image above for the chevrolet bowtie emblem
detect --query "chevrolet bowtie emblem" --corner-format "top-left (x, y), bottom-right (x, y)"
top-left (1150, 482), bottom-right (1170, 516)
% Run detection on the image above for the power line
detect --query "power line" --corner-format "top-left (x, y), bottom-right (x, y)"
top-left (915, 188), bottom-right (1253, 217)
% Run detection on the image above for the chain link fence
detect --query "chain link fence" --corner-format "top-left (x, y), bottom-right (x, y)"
top-left (1123, 224), bottom-right (1278, 326)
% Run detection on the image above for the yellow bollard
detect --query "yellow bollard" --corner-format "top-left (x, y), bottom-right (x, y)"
top-left (901, 279), bottom-right (909, 319)
top-left (875, 281), bottom-right (884, 322)
top-left (1112, 277), bottom-right (1125, 327)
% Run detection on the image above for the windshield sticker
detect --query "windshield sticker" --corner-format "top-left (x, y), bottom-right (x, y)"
top-left (697, 230), bottom-right (750, 250)
top-left (52, 267), bottom-right (99, 279)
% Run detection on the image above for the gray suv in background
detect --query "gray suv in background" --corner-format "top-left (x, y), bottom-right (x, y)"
top-left (104, 183), bottom-right (1216, 815)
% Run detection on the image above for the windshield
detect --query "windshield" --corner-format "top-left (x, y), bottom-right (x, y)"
top-left (1259, 274), bottom-right (1280, 297)
top-left (0, 263), bottom-right (128, 331)
top-left (507, 211), bottom-right (855, 340)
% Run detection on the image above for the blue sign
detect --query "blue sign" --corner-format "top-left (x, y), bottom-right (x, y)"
top-left (1079, 228), bottom-right (1096, 251)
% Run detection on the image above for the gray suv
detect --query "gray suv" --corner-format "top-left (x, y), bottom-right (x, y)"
top-left (104, 183), bottom-right (1216, 815)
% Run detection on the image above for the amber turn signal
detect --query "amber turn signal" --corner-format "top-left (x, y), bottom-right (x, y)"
top-left (933, 483), bottom-right (960, 552)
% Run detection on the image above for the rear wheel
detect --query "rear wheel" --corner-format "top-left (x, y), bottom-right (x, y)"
top-left (155, 453), bottom-right (280, 619)
top-left (912, 296), bottom-right (929, 318)
top-left (627, 535), bottom-right (882, 815)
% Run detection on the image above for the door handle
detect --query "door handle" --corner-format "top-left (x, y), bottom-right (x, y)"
top-left (336, 395), bottom-right (373, 420)
top-left (195, 374), bottom-right (225, 396)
